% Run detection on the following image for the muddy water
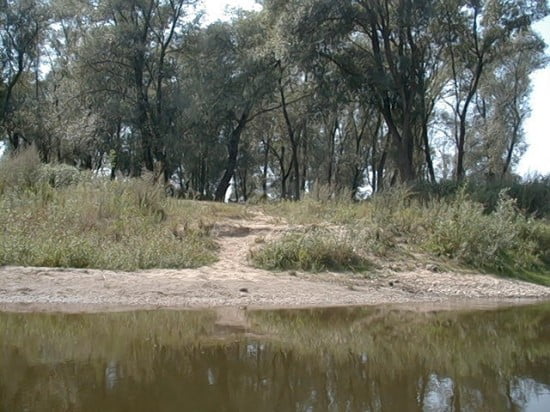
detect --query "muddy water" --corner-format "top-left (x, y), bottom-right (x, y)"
top-left (0, 303), bottom-right (549, 411)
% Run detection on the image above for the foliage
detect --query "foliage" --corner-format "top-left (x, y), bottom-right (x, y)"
top-left (259, 187), bottom-right (550, 283)
top-left (0, 177), bottom-right (218, 270)
top-left (37, 163), bottom-right (84, 188)
top-left (249, 228), bottom-right (369, 272)
top-left (423, 190), bottom-right (540, 273)
top-left (414, 176), bottom-right (550, 218)
top-left (0, 145), bottom-right (42, 193)
top-left (0, 147), bottom-right (86, 193)
top-left (2, 0), bottom-right (547, 202)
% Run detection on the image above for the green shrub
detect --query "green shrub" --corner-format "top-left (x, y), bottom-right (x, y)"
top-left (413, 177), bottom-right (550, 218)
top-left (424, 190), bottom-right (541, 273)
top-left (250, 228), bottom-right (369, 272)
top-left (525, 220), bottom-right (550, 266)
top-left (37, 163), bottom-right (82, 188)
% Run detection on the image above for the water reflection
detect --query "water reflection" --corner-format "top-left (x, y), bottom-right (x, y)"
top-left (0, 304), bottom-right (549, 411)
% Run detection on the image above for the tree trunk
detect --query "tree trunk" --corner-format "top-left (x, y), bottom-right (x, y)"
top-left (422, 116), bottom-right (436, 183)
top-left (280, 148), bottom-right (287, 199)
top-left (455, 46), bottom-right (484, 181)
top-left (456, 115), bottom-right (467, 182)
top-left (301, 124), bottom-right (308, 193)
top-left (501, 123), bottom-right (521, 179)
top-left (278, 64), bottom-right (301, 200)
top-left (214, 111), bottom-right (249, 201)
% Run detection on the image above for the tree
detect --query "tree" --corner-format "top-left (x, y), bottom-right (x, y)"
top-left (439, 0), bottom-right (548, 181)
top-left (267, 0), bottom-right (443, 184)
top-left (184, 14), bottom-right (278, 201)
top-left (1, 0), bottom-right (47, 150)
top-left (479, 31), bottom-right (545, 179)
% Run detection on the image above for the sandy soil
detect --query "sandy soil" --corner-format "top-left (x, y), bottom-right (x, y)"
top-left (1, 212), bottom-right (549, 313)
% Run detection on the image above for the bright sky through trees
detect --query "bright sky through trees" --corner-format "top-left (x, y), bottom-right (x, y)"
top-left (518, 16), bottom-right (550, 176)
top-left (201, 0), bottom-right (262, 24)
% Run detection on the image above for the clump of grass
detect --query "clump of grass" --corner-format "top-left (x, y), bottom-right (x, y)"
top-left (0, 145), bottom-right (42, 194)
top-left (249, 228), bottom-right (369, 272)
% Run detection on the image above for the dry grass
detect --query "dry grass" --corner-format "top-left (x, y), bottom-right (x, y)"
top-left (249, 227), bottom-right (370, 272)
top-left (1, 149), bottom-right (549, 282)
top-left (0, 150), bottom-right (226, 270)
top-left (254, 187), bottom-right (550, 283)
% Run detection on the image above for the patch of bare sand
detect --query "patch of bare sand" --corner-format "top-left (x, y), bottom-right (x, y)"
top-left (1, 211), bottom-right (549, 313)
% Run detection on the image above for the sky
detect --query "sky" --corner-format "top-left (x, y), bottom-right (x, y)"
top-left (517, 17), bottom-right (550, 176)
top-left (201, 1), bottom-right (550, 177)
top-left (201, 0), bottom-right (262, 24)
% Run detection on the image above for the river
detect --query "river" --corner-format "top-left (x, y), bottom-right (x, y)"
top-left (0, 303), bottom-right (549, 411)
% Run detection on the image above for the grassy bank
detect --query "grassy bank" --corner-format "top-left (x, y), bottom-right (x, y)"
top-left (253, 187), bottom-right (550, 285)
top-left (1, 149), bottom-right (549, 284)
top-left (0, 149), bottom-right (238, 270)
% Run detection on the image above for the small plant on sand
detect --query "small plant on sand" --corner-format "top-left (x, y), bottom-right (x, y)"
top-left (249, 228), bottom-right (369, 272)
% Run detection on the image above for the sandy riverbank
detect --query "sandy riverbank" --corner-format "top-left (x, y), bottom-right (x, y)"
top-left (1, 214), bottom-right (549, 313)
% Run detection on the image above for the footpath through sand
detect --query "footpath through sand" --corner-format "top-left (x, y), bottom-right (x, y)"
top-left (1, 212), bottom-right (549, 313)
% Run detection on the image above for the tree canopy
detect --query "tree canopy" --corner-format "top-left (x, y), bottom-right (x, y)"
top-left (1, 0), bottom-right (547, 199)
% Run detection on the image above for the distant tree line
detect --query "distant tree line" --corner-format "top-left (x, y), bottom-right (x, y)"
top-left (1, 0), bottom-right (548, 200)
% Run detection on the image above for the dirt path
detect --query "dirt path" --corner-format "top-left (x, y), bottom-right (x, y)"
top-left (1, 212), bottom-right (549, 313)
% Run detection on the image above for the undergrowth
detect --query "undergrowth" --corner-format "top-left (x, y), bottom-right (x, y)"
top-left (0, 149), bottom-right (220, 270)
top-left (249, 228), bottom-right (369, 272)
top-left (257, 186), bottom-right (550, 283)
top-left (2, 148), bottom-right (549, 283)
top-left (0, 179), bottom-right (219, 270)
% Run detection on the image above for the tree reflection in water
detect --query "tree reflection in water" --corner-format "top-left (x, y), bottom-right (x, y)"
top-left (0, 304), bottom-right (549, 411)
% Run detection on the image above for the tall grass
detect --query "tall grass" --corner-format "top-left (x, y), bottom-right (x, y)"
top-left (0, 150), bottom-right (219, 270)
top-left (0, 145), bottom-right (42, 194)
top-left (2, 149), bottom-right (549, 282)
top-left (422, 191), bottom-right (542, 273)
top-left (0, 179), bottom-right (218, 270)
top-left (414, 177), bottom-right (550, 218)
top-left (255, 186), bottom-right (550, 283)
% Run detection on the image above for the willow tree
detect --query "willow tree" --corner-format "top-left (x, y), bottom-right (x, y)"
top-left (439, 0), bottom-right (548, 181)
top-left (265, 0), bottom-right (443, 184)
top-left (0, 0), bottom-right (47, 151)
top-left (183, 13), bottom-right (279, 200)
top-left (468, 30), bottom-right (546, 180)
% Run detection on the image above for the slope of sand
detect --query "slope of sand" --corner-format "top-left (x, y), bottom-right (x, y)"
top-left (1, 212), bottom-right (549, 312)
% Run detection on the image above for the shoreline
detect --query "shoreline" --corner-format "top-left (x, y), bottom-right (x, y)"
top-left (2, 214), bottom-right (549, 314)
top-left (1, 297), bottom-right (548, 314)
top-left (1, 264), bottom-right (549, 314)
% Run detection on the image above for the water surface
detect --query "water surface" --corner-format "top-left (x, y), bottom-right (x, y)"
top-left (1, 303), bottom-right (549, 411)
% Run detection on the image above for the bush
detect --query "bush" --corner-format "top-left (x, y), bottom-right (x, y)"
top-left (249, 228), bottom-right (369, 272)
top-left (424, 190), bottom-right (541, 273)
top-left (0, 146), bottom-right (42, 194)
top-left (37, 163), bottom-right (83, 188)
top-left (413, 177), bottom-right (550, 218)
